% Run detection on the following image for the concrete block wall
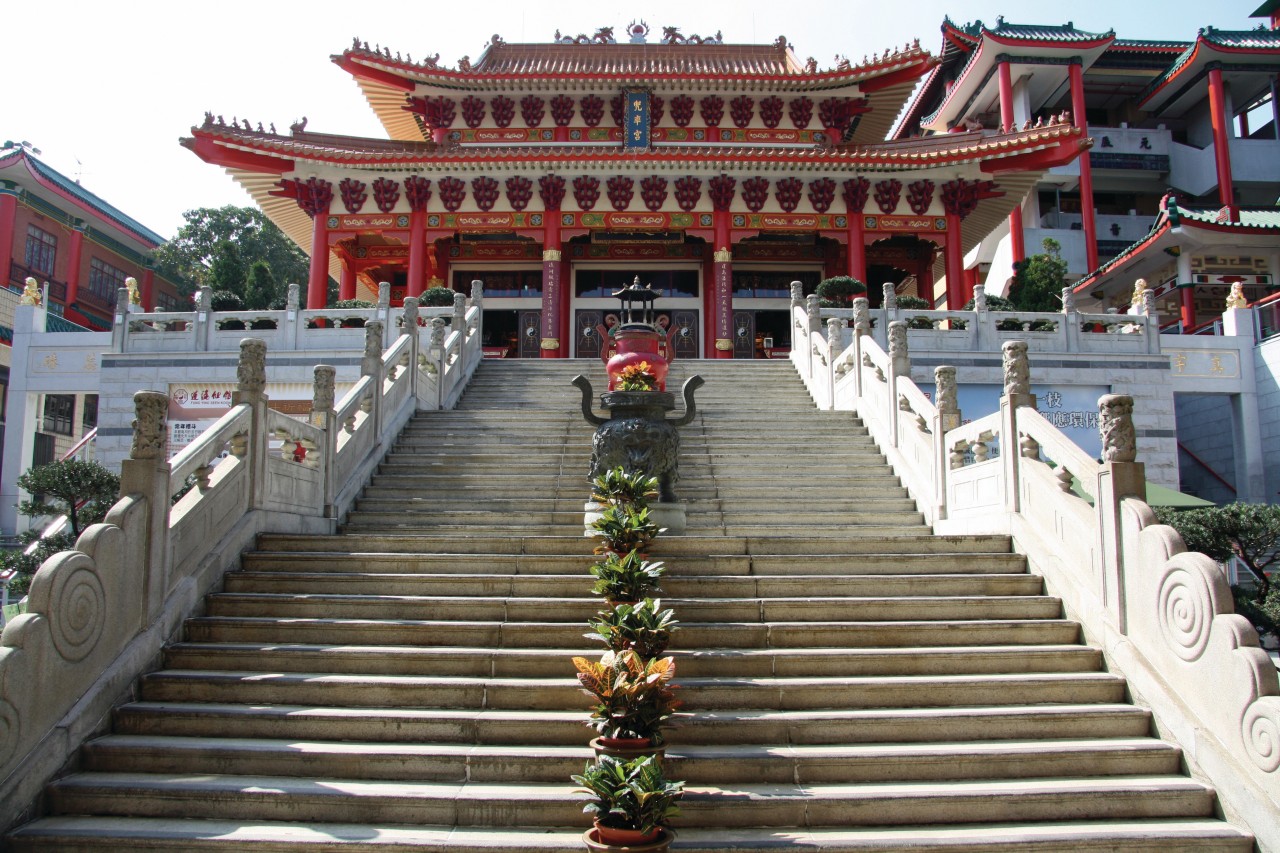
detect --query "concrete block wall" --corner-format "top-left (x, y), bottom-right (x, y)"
top-left (1257, 336), bottom-right (1280, 504)
top-left (1173, 394), bottom-right (1238, 504)
top-left (911, 351), bottom-right (1178, 488)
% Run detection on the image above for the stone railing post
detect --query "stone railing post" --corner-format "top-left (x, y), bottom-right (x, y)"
top-left (284, 283), bottom-right (301, 349)
top-left (789, 280), bottom-right (804, 312)
top-left (362, 321), bottom-right (384, 440)
top-left (311, 364), bottom-right (337, 518)
top-left (803, 294), bottom-right (821, 378)
top-left (116, 390), bottom-right (172, 625)
top-left (1096, 393), bottom-right (1144, 633)
top-left (887, 320), bottom-right (908, 447)
top-left (452, 292), bottom-right (467, 335)
top-left (232, 338), bottom-right (269, 510)
top-left (1062, 285), bottom-right (1083, 352)
top-left (933, 365), bottom-right (961, 519)
top-left (194, 286), bottom-right (213, 351)
top-left (999, 340), bottom-right (1035, 513)
top-left (972, 282), bottom-right (991, 350)
top-left (825, 317), bottom-right (843, 410)
top-left (402, 296), bottom-right (420, 403)
top-left (1140, 289), bottom-right (1160, 353)
top-left (851, 297), bottom-right (869, 400)
top-left (376, 281), bottom-right (392, 348)
top-left (469, 280), bottom-right (484, 341)
top-left (112, 287), bottom-right (130, 352)
top-left (882, 282), bottom-right (898, 318)
top-left (429, 317), bottom-right (447, 409)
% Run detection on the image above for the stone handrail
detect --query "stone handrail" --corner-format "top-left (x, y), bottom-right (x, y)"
top-left (788, 279), bottom-right (1280, 847)
top-left (0, 287), bottom-right (486, 829)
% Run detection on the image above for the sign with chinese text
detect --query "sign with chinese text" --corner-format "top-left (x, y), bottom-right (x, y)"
top-left (623, 90), bottom-right (650, 150)
top-left (918, 383), bottom-right (1109, 459)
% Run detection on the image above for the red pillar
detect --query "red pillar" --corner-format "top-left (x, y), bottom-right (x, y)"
top-left (943, 214), bottom-right (965, 310)
top-left (1208, 66), bottom-right (1238, 221)
top-left (1180, 287), bottom-right (1197, 331)
top-left (540, 214), bottom-right (565, 358)
top-left (339, 258), bottom-right (356, 301)
top-left (307, 210), bottom-right (330, 309)
top-left (0, 190), bottom-right (17, 282)
top-left (140, 267), bottom-right (155, 310)
top-left (437, 238), bottom-right (452, 291)
top-left (917, 254), bottom-right (935, 302)
top-left (1070, 62), bottom-right (1099, 272)
top-left (846, 217), bottom-right (866, 283)
top-left (998, 60), bottom-right (1026, 267)
top-left (406, 209), bottom-right (427, 299)
top-left (711, 211), bottom-right (733, 358)
top-left (65, 226), bottom-right (85, 306)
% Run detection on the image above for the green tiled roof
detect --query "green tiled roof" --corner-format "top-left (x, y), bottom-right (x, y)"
top-left (945, 15), bottom-right (1112, 42)
top-left (1201, 25), bottom-right (1280, 49)
top-left (1173, 204), bottom-right (1280, 228)
top-left (1111, 38), bottom-right (1192, 51)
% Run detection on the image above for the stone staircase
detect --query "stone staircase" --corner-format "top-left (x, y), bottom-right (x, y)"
top-left (7, 359), bottom-right (1252, 851)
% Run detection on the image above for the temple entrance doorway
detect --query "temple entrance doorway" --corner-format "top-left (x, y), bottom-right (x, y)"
top-left (480, 309), bottom-right (542, 358)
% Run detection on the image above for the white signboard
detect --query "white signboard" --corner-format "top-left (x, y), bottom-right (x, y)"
top-left (918, 383), bottom-right (1109, 459)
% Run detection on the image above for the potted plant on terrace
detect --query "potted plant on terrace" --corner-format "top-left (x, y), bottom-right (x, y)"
top-left (615, 360), bottom-right (659, 391)
top-left (591, 468), bottom-right (660, 508)
top-left (590, 552), bottom-right (667, 605)
top-left (573, 754), bottom-right (683, 851)
top-left (590, 504), bottom-right (661, 556)
top-left (587, 599), bottom-right (679, 658)
top-left (573, 649), bottom-right (680, 755)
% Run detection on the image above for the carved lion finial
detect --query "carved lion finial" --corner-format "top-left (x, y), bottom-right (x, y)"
top-left (1130, 277), bottom-right (1148, 308)
top-left (125, 277), bottom-right (141, 306)
top-left (1099, 394), bottom-right (1137, 463)
top-left (19, 277), bottom-right (42, 306)
top-left (1001, 340), bottom-right (1030, 398)
top-left (130, 391), bottom-right (170, 460)
top-left (1225, 281), bottom-right (1248, 310)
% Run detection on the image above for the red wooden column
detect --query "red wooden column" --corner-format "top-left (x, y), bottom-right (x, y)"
top-left (1207, 66), bottom-right (1238, 221)
top-left (295, 178), bottom-right (334, 310)
top-left (1180, 288), bottom-right (1197, 330)
top-left (140, 267), bottom-right (155, 310)
top-left (0, 188), bottom-right (17, 280)
top-left (708, 175), bottom-right (737, 359)
top-left (940, 180), bottom-right (979, 310)
top-left (338, 258), bottom-right (357, 301)
top-left (404, 176), bottom-right (432, 299)
top-left (843, 178), bottom-right (870, 284)
top-left (998, 59), bottom-right (1026, 265)
top-left (1069, 62), bottom-right (1099, 273)
top-left (538, 175), bottom-right (567, 358)
top-left (65, 225), bottom-right (85, 306)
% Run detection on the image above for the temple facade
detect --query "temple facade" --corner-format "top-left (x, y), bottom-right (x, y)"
top-left (185, 24), bottom-right (1087, 358)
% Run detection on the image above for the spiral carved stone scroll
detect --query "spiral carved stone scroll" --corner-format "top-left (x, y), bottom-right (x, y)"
top-left (1156, 563), bottom-right (1214, 662)
top-left (1242, 702), bottom-right (1280, 773)
top-left (47, 555), bottom-right (106, 662)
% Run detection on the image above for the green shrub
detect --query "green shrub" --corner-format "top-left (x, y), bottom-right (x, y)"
top-left (815, 276), bottom-right (866, 308)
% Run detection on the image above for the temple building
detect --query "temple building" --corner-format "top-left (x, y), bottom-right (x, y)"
top-left (185, 23), bottom-right (1089, 358)
top-left (896, 12), bottom-right (1280, 330)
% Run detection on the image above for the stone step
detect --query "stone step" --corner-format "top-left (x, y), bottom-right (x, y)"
top-left (255, 533), bottom-right (1007, 556)
top-left (239, 551), bottom-right (1029, 577)
top-left (339, 509), bottom-right (926, 529)
top-left (222, 570), bottom-right (1044, 598)
top-left (162, 643), bottom-right (1101, 679)
top-left (201, 593), bottom-right (1063, 624)
top-left (182, 616), bottom-right (1079, 648)
top-left (6, 816), bottom-right (1254, 853)
top-left (350, 496), bottom-right (919, 513)
top-left (42, 772), bottom-right (1217, 828)
top-left (136, 669), bottom-right (1126, 711)
top-left (111, 701), bottom-right (1154, 746)
top-left (79, 734), bottom-right (1181, 784)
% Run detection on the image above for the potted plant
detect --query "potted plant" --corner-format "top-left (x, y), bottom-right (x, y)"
top-left (590, 504), bottom-right (661, 556)
top-left (573, 754), bottom-right (683, 851)
top-left (591, 468), bottom-right (659, 508)
top-left (895, 294), bottom-right (936, 329)
top-left (815, 275), bottom-right (866, 308)
top-left (573, 649), bottom-right (680, 751)
top-left (615, 360), bottom-right (658, 391)
top-left (586, 599), bottom-right (679, 658)
top-left (589, 554), bottom-right (668, 606)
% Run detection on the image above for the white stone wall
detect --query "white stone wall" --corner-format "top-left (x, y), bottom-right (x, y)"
top-left (1257, 335), bottom-right (1280, 504)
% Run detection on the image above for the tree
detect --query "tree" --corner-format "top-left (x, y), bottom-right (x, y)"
top-left (207, 240), bottom-right (247, 295)
top-left (1155, 503), bottom-right (1280, 601)
top-left (154, 205), bottom-right (311, 298)
top-left (244, 260), bottom-right (279, 310)
top-left (1008, 237), bottom-right (1069, 313)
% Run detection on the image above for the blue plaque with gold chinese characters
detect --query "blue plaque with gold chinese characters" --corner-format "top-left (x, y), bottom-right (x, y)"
top-left (623, 90), bottom-right (650, 150)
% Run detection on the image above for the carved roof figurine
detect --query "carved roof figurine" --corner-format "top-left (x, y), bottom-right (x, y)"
top-left (19, 276), bottom-right (41, 306)
top-left (458, 56), bottom-right (472, 72)
top-left (1225, 281), bottom-right (1248, 309)
top-left (1130, 277), bottom-right (1148, 307)
top-left (290, 116), bottom-right (308, 134)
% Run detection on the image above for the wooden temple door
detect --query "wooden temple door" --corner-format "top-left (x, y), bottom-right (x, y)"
top-left (518, 310), bottom-right (541, 359)
top-left (574, 309), bottom-right (604, 360)
top-left (669, 310), bottom-right (699, 360)
top-left (731, 310), bottom-right (756, 359)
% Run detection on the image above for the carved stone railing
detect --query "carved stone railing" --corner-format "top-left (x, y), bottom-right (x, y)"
top-left (790, 283), bottom-right (1280, 848)
top-left (0, 288), bottom-right (485, 830)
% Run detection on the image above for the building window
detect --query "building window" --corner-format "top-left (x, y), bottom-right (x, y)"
top-left (82, 394), bottom-right (98, 430)
top-left (43, 394), bottom-right (75, 436)
top-left (23, 226), bottom-right (58, 275)
top-left (155, 290), bottom-right (187, 311)
top-left (452, 269), bottom-right (543, 298)
top-left (88, 257), bottom-right (128, 306)
top-left (574, 269), bottom-right (699, 299)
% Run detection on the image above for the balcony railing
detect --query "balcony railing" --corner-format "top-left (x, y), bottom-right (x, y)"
top-left (8, 260), bottom-right (67, 303)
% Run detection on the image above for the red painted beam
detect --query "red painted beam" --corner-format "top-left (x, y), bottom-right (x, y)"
top-left (858, 61), bottom-right (934, 94)
top-left (333, 55), bottom-right (415, 92)
top-left (186, 136), bottom-right (294, 173)
top-left (980, 141), bottom-right (1086, 174)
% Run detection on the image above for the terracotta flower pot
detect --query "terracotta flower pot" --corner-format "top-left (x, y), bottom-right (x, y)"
top-left (583, 825), bottom-right (673, 852)
top-left (591, 736), bottom-right (664, 762)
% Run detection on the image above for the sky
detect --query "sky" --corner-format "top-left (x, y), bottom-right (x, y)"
top-left (3, 0), bottom-right (1265, 241)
